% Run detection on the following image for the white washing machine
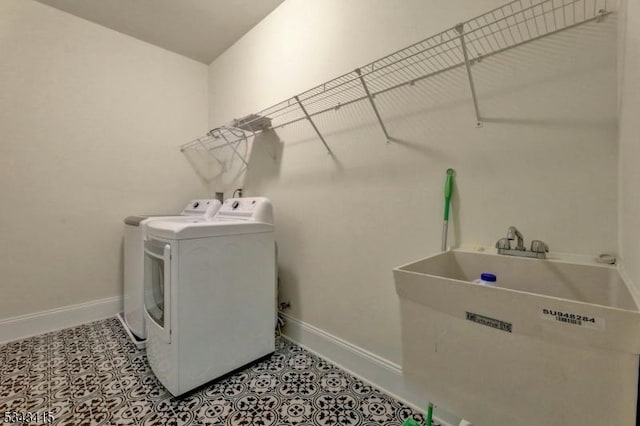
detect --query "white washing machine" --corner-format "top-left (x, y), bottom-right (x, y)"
top-left (143, 197), bottom-right (275, 396)
top-left (122, 199), bottom-right (221, 345)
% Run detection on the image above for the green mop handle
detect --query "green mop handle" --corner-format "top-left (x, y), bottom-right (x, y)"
top-left (441, 169), bottom-right (455, 252)
top-left (400, 402), bottom-right (435, 426)
top-left (426, 403), bottom-right (434, 426)
top-left (444, 169), bottom-right (454, 221)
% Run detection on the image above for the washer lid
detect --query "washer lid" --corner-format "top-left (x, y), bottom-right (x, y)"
top-left (124, 199), bottom-right (222, 226)
top-left (124, 214), bottom-right (177, 226)
top-left (146, 220), bottom-right (273, 240)
top-left (124, 215), bottom-right (150, 226)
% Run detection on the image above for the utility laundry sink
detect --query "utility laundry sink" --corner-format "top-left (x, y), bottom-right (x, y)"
top-left (394, 250), bottom-right (640, 426)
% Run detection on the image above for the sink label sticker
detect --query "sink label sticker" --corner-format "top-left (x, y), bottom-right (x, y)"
top-left (465, 312), bottom-right (512, 333)
top-left (539, 309), bottom-right (605, 330)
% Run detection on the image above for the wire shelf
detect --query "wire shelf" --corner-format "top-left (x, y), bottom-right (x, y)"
top-left (181, 0), bottom-right (611, 158)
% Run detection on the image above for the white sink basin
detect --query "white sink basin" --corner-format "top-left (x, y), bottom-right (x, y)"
top-left (394, 250), bottom-right (640, 426)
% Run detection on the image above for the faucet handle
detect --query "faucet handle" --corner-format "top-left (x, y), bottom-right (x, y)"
top-left (506, 226), bottom-right (525, 250)
top-left (531, 240), bottom-right (549, 253)
top-left (496, 238), bottom-right (510, 250)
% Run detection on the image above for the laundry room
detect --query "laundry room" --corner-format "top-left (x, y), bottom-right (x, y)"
top-left (1, 0), bottom-right (640, 425)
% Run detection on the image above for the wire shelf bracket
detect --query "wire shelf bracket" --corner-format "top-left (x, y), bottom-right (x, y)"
top-left (180, 126), bottom-right (253, 172)
top-left (294, 95), bottom-right (333, 154)
top-left (214, 128), bottom-right (249, 168)
top-left (356, 68), bottom-right (392, 143)
top-left (456, 23), bottom-right (483, 128)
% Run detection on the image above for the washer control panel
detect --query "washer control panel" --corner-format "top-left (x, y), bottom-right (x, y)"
top-left (217, 197), bottom-right (273, 224)
top-left (180, 199), bottom-right (221, 217)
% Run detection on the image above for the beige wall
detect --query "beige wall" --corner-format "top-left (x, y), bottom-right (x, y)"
top-left (618, 0), bottom-right (640, 294)
top-left (0, 0), bottom-right (209, 319)
top-left (0, 0), bottom-right (626, 367)
top-left (208, 0), bottom-right (619, 363)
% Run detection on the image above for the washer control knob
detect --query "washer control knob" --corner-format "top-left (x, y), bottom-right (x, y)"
top-left (232, 201), bottom-right (240, 209)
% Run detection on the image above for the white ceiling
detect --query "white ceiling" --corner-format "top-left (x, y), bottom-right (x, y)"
top-left (35, 0), bottom-right (284, 64)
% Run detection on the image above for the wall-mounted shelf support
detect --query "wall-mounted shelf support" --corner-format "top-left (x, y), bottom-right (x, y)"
top-left (456, 23), bottom-right (482, 128)
top-left (294, 95), bottom-right (332, 154)
top-left (213, 128), bottom-right (248, 168)
top-left (356, 68), bottom-right (392, 143)
top-left (180, 126), bottom-right (252, 172)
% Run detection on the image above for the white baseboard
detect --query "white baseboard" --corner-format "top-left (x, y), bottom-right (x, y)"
top-left (280, 312), bottom-right (462, 426)
top-left (0, 296), bottom-right (123, 345)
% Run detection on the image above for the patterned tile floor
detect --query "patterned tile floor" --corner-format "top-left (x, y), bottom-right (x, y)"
top-left (0, 318), bottom-right (430, 425)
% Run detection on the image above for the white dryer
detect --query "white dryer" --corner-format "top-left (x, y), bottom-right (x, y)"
top-left (143, 197), bottom-right (276, 396)
top-left (123, 199), bottom-right (221, 344)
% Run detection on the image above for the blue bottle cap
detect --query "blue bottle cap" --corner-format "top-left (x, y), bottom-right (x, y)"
top-left (480, 273), bottom-right (497, 282)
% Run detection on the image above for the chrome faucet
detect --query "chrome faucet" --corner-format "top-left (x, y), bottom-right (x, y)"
top-left (506, 226), bottom-right (525, 250)
top-left (496, 226), bottom-right (548, 259)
